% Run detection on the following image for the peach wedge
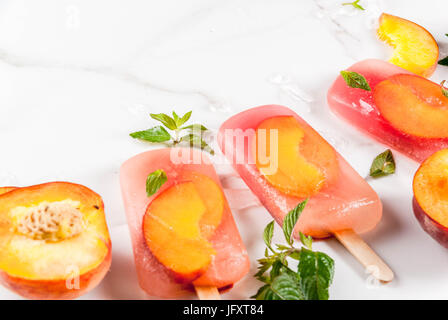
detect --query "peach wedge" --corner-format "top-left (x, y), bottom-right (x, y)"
top-left (374, 73), bottom-right (448, 138)
top-left (0, 182), bottom-right (111, 299)
top-left (378, 13), bottom-right (439, 77)
top-left (413, 149), bottom-right (448, 248)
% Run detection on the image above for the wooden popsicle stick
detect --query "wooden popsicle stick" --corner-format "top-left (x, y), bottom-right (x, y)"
top-left (194, 285), bottom-right (221, 300)
top-left (334, 229), bottom-right (394, 283)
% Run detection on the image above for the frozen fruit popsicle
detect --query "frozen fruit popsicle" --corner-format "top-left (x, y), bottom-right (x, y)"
top-left (218, 105), bottom-right (393, 281)
top-left (328, 59), bottom-right (448, 162)
top-left (120, 148), bottom-right (250, 299)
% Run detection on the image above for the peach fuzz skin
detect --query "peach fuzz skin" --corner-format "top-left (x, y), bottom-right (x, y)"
top-left (0, 182), bottom-right (112, 300)
top-left (413, 198), bottom-right (448, 249)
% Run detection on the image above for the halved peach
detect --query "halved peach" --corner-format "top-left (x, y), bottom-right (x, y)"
top-left (413, 149), bottom-right (448, 248)
top-left (377, 13), bottom-right (439, 77)
top-left (374, 74), bottom-right (448, 138)
top-left (0, 182), bottom-right (111, 299)
top-left (0, 187), bottom-right (17, 195)
top-left (143, 172), bottom-right (224, 283)
top-left (254, 116), bottom-right (338, 198)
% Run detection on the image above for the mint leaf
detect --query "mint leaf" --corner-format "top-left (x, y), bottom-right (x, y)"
top-left (150, 113), bottom-right (177, 130)
top-left (178, 111), bottom-right (192, 127)
top-left (263, 221), bottom-right (275, 252)
top-left (181, 124), bottom-right (208, 131)
top-left (282, 200), bottom-right (308, 245)
top-left (340, 71), bottom-right (371, 91)
top-left (439, 56), bottom-right (448, 66)
top-left (252, 272), bottom-right (303, 300)
top-left (146, 169), bottom-right (167, 197)
top-left (130, 126), bottom-right (171, 142)
top-left (298, 248), bottom-right (334, 300)
top-left (181, 134), bottom-right (215, 155)
top-left (370, 149), bottom-right (395, 178)
top-left (172, 111), bottom-right (180, 124)
top-left (299, 232), bottom-right (313, 250)
top-left (252, 284), bottom-right (281, 300)
top-left (342, 0), bottom-right (365, 10)
top-left (269, 273), bottom-right (303, 300)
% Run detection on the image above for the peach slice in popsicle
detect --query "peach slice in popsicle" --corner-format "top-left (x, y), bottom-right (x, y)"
top-left (120, 148), bottom-right (250, 299)
top-left (328, 59), bottom-right (448, 162)
top-left (218, 105), bottom-right (393, 281)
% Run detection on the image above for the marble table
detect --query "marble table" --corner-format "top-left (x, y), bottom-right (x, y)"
top-left (0, 0), bottom-right (447, 299)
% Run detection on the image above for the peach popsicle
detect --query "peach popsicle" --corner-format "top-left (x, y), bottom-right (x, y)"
top-left (328, 59), bottom-right (448, 162)
top-left (120, 148), bottom-right (250, 299)
top-left (218, 105), bottom-right (392, 281)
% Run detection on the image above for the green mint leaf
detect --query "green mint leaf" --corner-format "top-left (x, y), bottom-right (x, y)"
top-left (438, 56), bottom-right (448, 66)
top-left (253, 270), bottom-right (303, 300)
top-left (172, 111), bottom-right (180, 123)
top-left (282, 199), bottom-right (308, 246)
top-left (441, 81), bottom-right (448, 98)
top-left (289, 250), bottom-right (301, 261)
top-left (340, 71), bottom-right (371, 91)
top-left (369, 149), bottom-right (396, 178)
top-left (275, 244), bottom-right (291, 251)
top-left (269, 272), bottom-right (303, 300)
top-left (130, 126), bottom-right (171, 143)
top-left (270, 260), bottom-right (286, 279)
top-left (255, 261), bottom-right (272, 282)
top-left (342, 0), bottom-right (365, 10)
top-left (299, 232), bottom-right (313, 250)
top-left (181, 124), bottom-right (209, 131)
top-left (146, 169), bottom-right (167, 197)
top-left (178, 111), bottom-right (192, 127)
top-left (298, 248), bottom-right (334, 300)
top-left (181, 134), bottom-right (215, 155)
top-left (251, 284), bottom-right (279, 300)
top-left (150, 113), bottom-right (177, 130)
top-left (263, 221), bottom-right (275, 251)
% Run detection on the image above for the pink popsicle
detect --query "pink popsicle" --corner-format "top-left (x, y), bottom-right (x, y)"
top-left (120, 148), bottom-right (250, 298)
top-left (218, 105), bottom-right (382, 239)
top-left (327, 59), bottom-right (448, 162)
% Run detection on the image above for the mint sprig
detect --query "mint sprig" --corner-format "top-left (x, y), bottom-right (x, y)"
top-left (252, 200), bottom-right (335, 300)
top-left (342, 0), bottom-right (365, 11)
top-left (369, 149), bottom-right (396, 178)
top-left (146, 169), bottom-right (167, 197)
top-left (130, 110), bottom-right (214, 154)
top-left (340, 71), bottom-right (371, 91)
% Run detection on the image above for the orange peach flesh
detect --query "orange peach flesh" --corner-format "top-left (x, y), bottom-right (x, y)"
top-left (255, 116), bottom-right (338, 198)
top-left (374, 74), bottom-right (448, 138)
top-left (414, 149), bottom-right (448, 228)
top-left (378, 13), bottom-right (439, 77)
top-left (143, 172), bottom-right (224, 282)
top-left (0, 182), bottom-right (111, 299)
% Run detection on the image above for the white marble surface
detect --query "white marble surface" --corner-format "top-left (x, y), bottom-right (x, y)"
top-left (1, 0), bottom-right (448, 300)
